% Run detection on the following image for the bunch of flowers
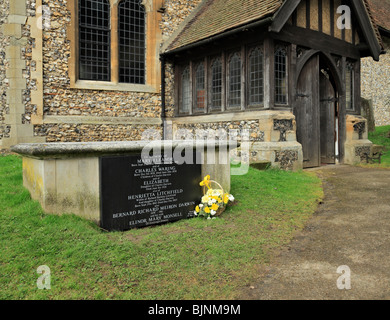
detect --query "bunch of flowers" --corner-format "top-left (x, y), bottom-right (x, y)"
top-left (194, 175), bottom-right (235, 219)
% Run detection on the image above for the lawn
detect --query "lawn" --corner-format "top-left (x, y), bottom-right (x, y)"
top-left (367, 125), bottom-right (390, 167)
top-left (0, 155), bottom-right (323, 300)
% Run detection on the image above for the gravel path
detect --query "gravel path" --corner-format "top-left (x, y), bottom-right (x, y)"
top-left (240, 165), bottom-right (390, 300)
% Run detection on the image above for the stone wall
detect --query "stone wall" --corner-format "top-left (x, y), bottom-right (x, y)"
top-left (34, 123), bottom-right (162, 142)
top-left (32, 0), bottom-right (201, 142)
top-left (22, 0), bottom-right (35, 125)
top-left (344, 114), bottom-right (373, 165)
top-left (0, 0), bottom-right (45, 149)
top-left (160, 0), bottom-right (202, 38)
top-left (161, 0), bottom-right (202, 119)
top-left (361, 36), bottom-right (390, 126)
top-left (170, 111), bottom-right (303, 171)
top-left (0, 0), bottom-right (202, 147)
top-left (0, 0), bottom-right (10, 144)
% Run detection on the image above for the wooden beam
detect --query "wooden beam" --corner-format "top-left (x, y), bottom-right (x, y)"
top-left (330, 0), bottom-right (335, 37)
top-left (319, 0), bottom-right (323, 33)
top-left (269, 0), bottom-right (301, 33)
top-left (350, 0), bottom-right (381, 61)
top-left (272, 25), bottom-right (361, 59)
top-left (306, 0), bottom-right (311, 29)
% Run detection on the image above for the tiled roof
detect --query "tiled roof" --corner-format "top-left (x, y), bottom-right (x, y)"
top-left (366, 0), bottom-right (390, 32)
top-left (165, 0), bottom-right (383, 54)
top-left (363, 0), bottom-right (384, 50)
top-left (166, 0), bottom-right (283, 52)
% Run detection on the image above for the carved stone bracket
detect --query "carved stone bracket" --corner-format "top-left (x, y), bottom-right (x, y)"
top-left (274, 119), bottom-right (293, 142)
top-left (355, 146), bottom-right (371, 161)
top-left (275, 150), bottom-right (299, 170)
top-left (353, 122), bottom-right (366, 140)
top-left (296, 46), bottom-right (308, 60)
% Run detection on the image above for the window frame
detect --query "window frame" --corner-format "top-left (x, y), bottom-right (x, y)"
top-left (68, 0), bottom-right (162, 93)
top-left (274, 43), bottom-right (289, 106)
top-left (208, 55), bottom-right (224, 113)
top-left (118, 0), bottom-right (146, 85)
top-left (193, 59), bottom-right (207, 114)
top-left (179, 65), bottom-right (191, 115)
top-left (226, 50), bottom-right (243, 111)
top-left (78, 0), bottom-right (111, 82)
top-left (247, 44), bottom-right (265, 109)
top-left (175, 42), bottom-right (270, 116)
top-left (345, 60), bottom-right (355, 112)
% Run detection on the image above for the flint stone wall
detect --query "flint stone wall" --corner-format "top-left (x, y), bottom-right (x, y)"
top-left (0, 0), bottom-right (202, 147)
top-left (36, 0), bottom-right (200, 141)
top-left (361, 36), bottom-right (390, 127)
top-left (0, 0), bottom-right (10, 142)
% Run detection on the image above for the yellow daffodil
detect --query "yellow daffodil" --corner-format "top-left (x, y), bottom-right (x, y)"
top-left (211, 203), bottom-right (219, 211)
top-left (195, 176), bottom-right (234, 219)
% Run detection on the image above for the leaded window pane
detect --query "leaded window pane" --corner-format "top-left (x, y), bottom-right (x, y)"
top-left (249, 47), bottom-right (264, 105)
top-left (195, 63), bottom-right (205, 112)
top-left (211, 58), bottom-right (222, 110)
top-left (346, 62), bottom-right (354, 110)
top-left (79, 0), bottom-right (111, 81)
top-left (275, 46), bottom-right (288, 104)
top-left (118, 0), bottom-right (146, 84)
top-left (181, 67), bottom-right (191, 113)
top-left (228, 53), bottom-right (241, 108)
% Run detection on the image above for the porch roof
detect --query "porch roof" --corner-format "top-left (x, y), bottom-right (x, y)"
top-left (366, 0), bottom-right (390, 33)
top-left (163, 0), bottom-right (383, 58)
top-left (163, 0), bottom-right (283, 52)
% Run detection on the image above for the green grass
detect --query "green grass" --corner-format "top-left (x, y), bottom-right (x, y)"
top-left (367, 125), bottom-right (390, 167)
top-left (0, 155), bottom-right (322, 300)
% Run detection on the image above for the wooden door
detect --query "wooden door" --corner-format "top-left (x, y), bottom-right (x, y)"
top-left (320, 71), bottom-right (336, 164)
top-left (294, 55), bottom-right (320, 168)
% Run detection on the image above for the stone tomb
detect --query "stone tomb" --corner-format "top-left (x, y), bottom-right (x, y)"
top-left (100, 153), bottom-right (201, 230)
top-left (11, 141), bottom-right (233, 231)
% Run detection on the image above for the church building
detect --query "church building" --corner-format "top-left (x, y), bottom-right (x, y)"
top-left (0, 0), bottom-right (385, 169)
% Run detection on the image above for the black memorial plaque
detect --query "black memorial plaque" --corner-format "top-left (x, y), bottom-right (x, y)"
top-left (100, 153), bottom-right (202, 231)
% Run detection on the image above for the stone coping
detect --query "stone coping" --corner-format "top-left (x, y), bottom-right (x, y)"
top-left (11, 140), bottom-right (239, 160)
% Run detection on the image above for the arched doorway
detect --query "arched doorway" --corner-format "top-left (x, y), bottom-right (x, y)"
top-left (294, 53), bottom-right (341, 168)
